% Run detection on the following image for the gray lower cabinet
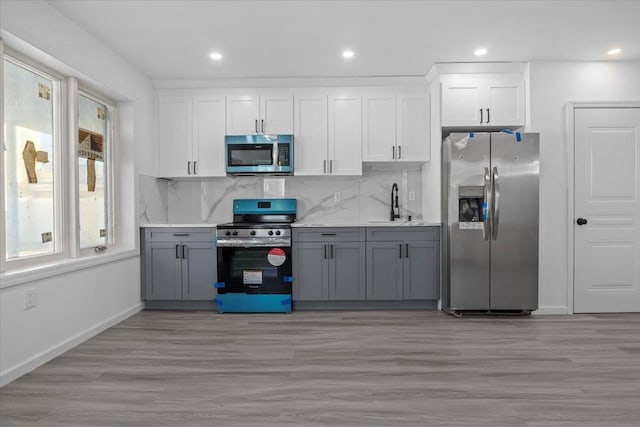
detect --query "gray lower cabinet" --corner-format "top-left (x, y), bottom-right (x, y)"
top-left (366, 227), bottom-right (440, 301)
top-left (292, 228), bottom-right (365, 301)
top-left (142, 228), bottom-right (216, 304)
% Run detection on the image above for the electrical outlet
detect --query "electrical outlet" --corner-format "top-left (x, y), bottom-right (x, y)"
top-left (24, 288), bottom-right (37, 310)
top-left (334, 191), bottom-right (341, 202)
top-left (409, 191), bottom-right (416, 201)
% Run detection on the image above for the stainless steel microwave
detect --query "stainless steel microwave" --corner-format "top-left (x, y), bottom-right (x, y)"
top-left (225, 134), bottom-right (293, 175)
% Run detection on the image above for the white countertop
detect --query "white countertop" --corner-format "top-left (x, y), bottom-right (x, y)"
top-left (292, 221), bottom-right (441, 227)
top-left (141, 223), bottom-right (217, 228)
top-left (141, 222), bottom-right (440, 228)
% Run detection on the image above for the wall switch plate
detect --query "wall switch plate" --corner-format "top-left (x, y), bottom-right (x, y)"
top-left (24, 288), bottom-right (37, 310)
top-left (409, 191), bottom-right (416, 201)
top-left (334, 191), bottom-right (341, 202)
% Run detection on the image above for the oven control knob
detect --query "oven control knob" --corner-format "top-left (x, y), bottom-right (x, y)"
top-left (250, 231), bottom-right (256, 236)
top-left (232, 231), bottom-right (238, 236)
top-left (275, 230), bottom-right (281, 236)
top-left (268, 230), bottom-right (274, 236)
top-left (225, 231), bottom-right (231, 236)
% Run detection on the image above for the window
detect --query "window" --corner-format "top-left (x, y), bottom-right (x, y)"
top-left (3, 56), bottom-right (60, 261)
top-left (2, 49), bottom-right (117, 270)
top-left (78, 93), bottom-right (111, 248)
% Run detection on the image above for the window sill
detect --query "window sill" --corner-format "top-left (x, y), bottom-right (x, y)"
top-left (0, 248), bottom-right (140, 289)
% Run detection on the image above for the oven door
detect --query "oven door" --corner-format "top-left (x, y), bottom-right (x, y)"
top-left (217, 246), bottom-right (292, 294)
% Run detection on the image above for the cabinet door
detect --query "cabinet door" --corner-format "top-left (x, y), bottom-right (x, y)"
top-left (292, 242), bottom-right (329, 301)
top-left (193, 95), bottom-right (226, 177)
top-left (146, 242), bottom-right (182, 300)
top-left (158, 96), bottom-right (192, 177)
top-left (328, 91), bottom-right (362, 175)
top-left (397, 92), bottom-right (430, 162)
top-left (403, 240), bottom-right (439, 300)
top-left (182, 241), bottom-right (217, 300)
top-left (366, 241), bottom-right (403, 300)
top-left (441, 80), bottom-right (483, 127)
top-left (328, 242), bottom-right (365, 300)
top-left (260, 93), bottom-right (293, 134)
top-left (226, 94), bottom-right (260, 135)
top-left (293, 92), bottom-right (328, 176)
top-left (485, 78), bottom-right (525, 126)
top-left (362, 93), bottom-right (396, 162)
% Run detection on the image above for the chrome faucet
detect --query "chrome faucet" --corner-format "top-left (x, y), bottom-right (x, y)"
top-left (390, 183), bottom-right (400, 221)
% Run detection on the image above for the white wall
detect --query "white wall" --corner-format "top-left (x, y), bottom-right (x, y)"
top-left (0, 0), bottom-right (154, 385)
top-left (529, 61), bottom-right (640, 313)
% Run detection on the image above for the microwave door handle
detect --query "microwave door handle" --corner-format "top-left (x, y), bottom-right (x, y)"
top-left (273, 142), bottom-right (279, 166)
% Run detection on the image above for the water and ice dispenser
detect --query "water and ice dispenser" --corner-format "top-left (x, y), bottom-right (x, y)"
top-left (458, 186), bottom-right (486, 230)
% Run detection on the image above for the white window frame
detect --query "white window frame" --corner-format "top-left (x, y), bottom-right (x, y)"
top-left (1, 45), bottom-right (119, 271)
top-left (1, 49), bottom-right (66, 271)
top-left (76, 87), bottom-right (117, 256)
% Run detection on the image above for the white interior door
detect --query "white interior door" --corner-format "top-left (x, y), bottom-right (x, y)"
top-left (574, 107), bottom-right (640, 313)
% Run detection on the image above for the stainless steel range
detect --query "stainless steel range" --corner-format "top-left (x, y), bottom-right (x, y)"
top-left (214, 199), bottom-right (296, 313)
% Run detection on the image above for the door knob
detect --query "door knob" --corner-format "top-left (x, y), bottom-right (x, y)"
top-left (576, 218), bottom-right (588, 226)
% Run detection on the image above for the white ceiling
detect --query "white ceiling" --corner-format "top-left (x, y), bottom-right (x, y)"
top-left (47, 0), bottom-right (640, 80)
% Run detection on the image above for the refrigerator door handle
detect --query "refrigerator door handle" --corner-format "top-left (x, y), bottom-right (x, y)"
top-left (492, 166), bottom-right (500, 240)
top-left (483, 167), bottom-right (491, 241)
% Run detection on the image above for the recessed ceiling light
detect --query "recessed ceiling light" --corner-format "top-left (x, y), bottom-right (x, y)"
top-left (607, 47), bottom-right (622, 56)
top-left (474, 48), bottom-right (488, 56)
top-left (209, 52), bottom-right (223, 61)
top-left (342, 50), bottom-right (355, 59)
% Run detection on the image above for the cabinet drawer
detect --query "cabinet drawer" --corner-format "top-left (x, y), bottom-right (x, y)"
top-left (293, 227), bottom-right (365, 242)
top-left (366, 227), bottom-right (439, 242)
top-left (144, 228), bottom-right (215, 242)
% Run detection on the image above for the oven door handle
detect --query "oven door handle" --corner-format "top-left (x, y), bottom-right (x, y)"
top-left (216, 238), bottom-right (291, 247)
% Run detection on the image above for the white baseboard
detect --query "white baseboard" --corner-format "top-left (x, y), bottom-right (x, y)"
top-left (0, 303), bottom-right (143, 388)
top-left (534, 306), bottom-right (571, 315)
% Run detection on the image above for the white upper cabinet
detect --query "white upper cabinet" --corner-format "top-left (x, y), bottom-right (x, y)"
top-left (441, 75), bottom-right (524, 127)
top-left (157, 94), bottom-right (226, 178)
top-left (363, 90), bottom-right (430, 162)
top-left (192, 95), bottom-right (226, 177)
top-left (294, 91), bottom-right (328, 176)
top-left (158, 96), bottom-right (192, 177)
top-left (363, 92), bottom-right (396, 162)
top-left (328, 91), bottom-right (362, 176)
top-left (226, 92), bottom-right (293, 135)
top-left (294, 90), bottom-right (362, 176)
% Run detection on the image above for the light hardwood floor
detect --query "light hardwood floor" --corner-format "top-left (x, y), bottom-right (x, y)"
top-left (1, 310), bottom-right (639, 426)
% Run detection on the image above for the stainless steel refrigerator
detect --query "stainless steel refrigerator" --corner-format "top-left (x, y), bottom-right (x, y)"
top-left (442, 132), bottom-right (539, 314)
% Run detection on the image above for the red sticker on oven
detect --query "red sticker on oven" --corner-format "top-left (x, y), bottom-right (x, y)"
top-left (267, 248), bottom-right (286, 266)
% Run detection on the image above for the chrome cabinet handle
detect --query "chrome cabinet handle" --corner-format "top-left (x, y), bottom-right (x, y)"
top-left (324, 160), bottom-right (327, 174)
top-left (173, 233), bottom-right (189, 237)
top-left (187, 161), bottom-right (191, 175)
top-left (261, 119), bottom-right (264, 133)
top-left (392, 146), bottom-right (395, 159)
top-left (399, 244), bottom-right (403, 258)
top-left (330, 244), bottom-right (334, 259)
top-left (324, 244), bottom-right (327, 259)
top-left (175, 244), bottom-right (180, 259)
top-left (483, 167), bottom-right (491, 241)
top-left (321, 233), bottom-right (336, 236)
top-left (486, 108), bottom-right (490, 124)
top-left (398, 146), bottom-right (402, 159)
top-left (182, 244), bottom-right (187, 259)
top-left (492, 167), bottom-right (500, 240)
top-left (480, 109), bottom-right (483, 124)
top-left (193, 161), bottom-right (197, 175)
top-left (255, 119), bottom-right (258, 133)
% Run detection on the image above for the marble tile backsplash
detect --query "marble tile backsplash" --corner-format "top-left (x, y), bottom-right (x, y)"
top-left (139, 164), bottom-right (423, 225)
